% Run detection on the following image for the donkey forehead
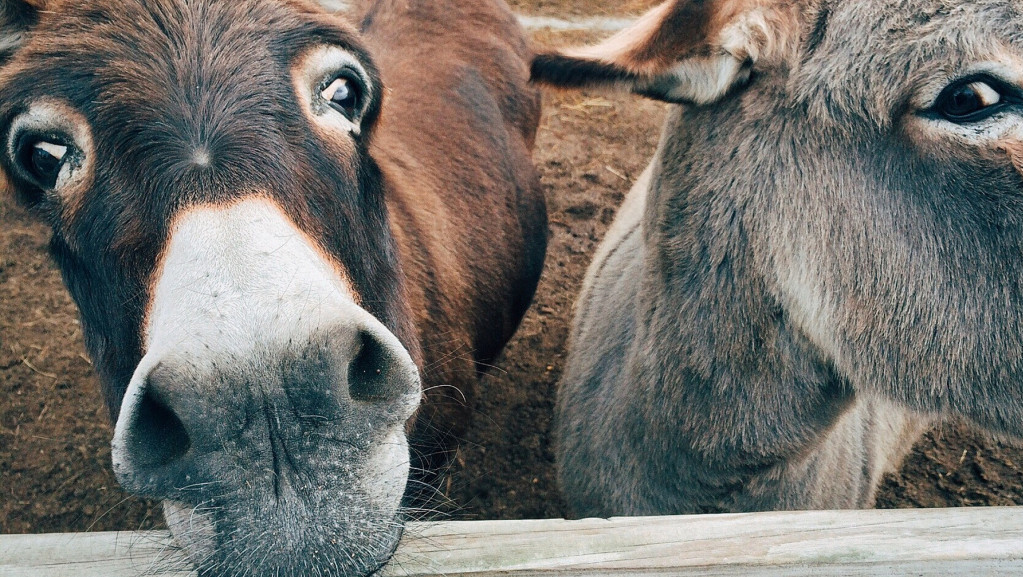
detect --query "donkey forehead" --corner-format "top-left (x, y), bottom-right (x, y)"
top-left (19, 0), bottom-right (355, 62)
top-left (812, 0), bottom-right (1023, 51)
top-left (796, 0), bottom-right (1023, 123)
top-left (5, 0), bottom-right (369, 120)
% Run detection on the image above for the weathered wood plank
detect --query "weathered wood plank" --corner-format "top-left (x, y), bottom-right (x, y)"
top-left (2, 507), bottom-right (1022, 576)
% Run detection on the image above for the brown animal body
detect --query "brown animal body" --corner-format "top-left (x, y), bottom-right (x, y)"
top-left (533, 0), bottom-right (1023, 517)
top-left (0, 1), bottom-right (545, 575)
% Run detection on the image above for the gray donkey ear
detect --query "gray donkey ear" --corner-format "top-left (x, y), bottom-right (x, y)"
top-left (531, 0), bottom-right (799, 104)
top-left (0, 0), bottom-right (45, 64)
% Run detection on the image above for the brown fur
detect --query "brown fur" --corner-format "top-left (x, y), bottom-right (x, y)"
top-left (364, 0), bottom-right (548, 465)
top-left (0, 0), bottom-right (545, 575)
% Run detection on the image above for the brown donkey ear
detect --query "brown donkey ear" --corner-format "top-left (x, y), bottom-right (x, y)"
top-left (0, 0), bottom-right (46, 64)
top-left (531, 0), bottom-right (798, 104)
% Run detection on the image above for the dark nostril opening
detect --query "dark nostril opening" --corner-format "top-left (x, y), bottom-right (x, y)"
top-left (129, 388), bottom-right (192, 468)
top-left (348, 330), bottom-right (403, 403)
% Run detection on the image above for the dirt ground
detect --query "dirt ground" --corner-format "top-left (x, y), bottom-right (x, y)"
top-left (4, 7), bottom-right (1023, 537)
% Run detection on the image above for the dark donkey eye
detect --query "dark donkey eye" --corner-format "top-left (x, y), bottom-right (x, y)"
top-left (320, 74), bottom-right (363, 120)
top-left (15, 136), bottom-right (69, 189)
top-left (936, 79), bottom-right (1006, 123)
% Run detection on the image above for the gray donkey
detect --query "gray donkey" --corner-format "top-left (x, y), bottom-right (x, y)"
top-left (532, 0), bottom-right (1023, 517)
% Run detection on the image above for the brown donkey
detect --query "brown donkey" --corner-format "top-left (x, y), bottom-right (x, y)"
top-left (534, 0), bottom-right (1023, 517)
top-left (0, 0), bottom-right (546, 575)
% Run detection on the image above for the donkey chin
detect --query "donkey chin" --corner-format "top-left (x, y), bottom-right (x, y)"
top-left (160, 430), bottom-right (410, 577)
top-left (122, 390), bottom-right (415, 577)
top-left (113, 338), bottom-right (418, 577)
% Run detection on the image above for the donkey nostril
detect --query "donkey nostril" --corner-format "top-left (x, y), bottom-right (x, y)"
top-left (348, 330), bottom-right (403, 403)
top-left (129, 388), bottom-right (192, 468)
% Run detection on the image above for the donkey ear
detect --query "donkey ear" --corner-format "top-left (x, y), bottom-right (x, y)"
top-left (531, 0), bottom-right (797, 104)
top-left (0, 0), bottom-right (45, 64)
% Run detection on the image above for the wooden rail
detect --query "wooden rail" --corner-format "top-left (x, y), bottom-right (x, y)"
top-left (2, 507), bottom-right (1022, 576)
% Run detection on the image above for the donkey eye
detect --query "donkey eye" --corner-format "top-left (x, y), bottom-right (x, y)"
top-left (936, 79), bottom-right (1005, 122)
top-left (16, 138), bottom-right (69, 189)
top-left (320, 75), bottom-right (362, 120)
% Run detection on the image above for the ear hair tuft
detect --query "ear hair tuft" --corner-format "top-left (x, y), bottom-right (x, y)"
top-left (530, 53), bottom-right (640, 90)
top-left (530, 0), bottom-right (799, 105)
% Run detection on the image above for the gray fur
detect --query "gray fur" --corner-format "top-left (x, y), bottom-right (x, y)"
top-left (551, 0), bottom-right (1023, 516)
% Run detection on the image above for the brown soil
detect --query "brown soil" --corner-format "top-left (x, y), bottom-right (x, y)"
top-left (4, 22), bottom-right (1023, 537)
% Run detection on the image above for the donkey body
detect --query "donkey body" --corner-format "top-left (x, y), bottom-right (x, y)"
top-left (534, 0), bottom-right (1023, 516)
top-left (0, 0), bottom-right (544, 575)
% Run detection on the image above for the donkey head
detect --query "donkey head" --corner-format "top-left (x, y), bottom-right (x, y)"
top-left (535, 0), bottom-right (1023, 439)
top-left (1, 0), bottom-right (422, 575)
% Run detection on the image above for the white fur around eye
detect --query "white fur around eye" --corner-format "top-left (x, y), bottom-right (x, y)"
top-left (292, 45), bottom-right (372, 137)
top-left (6, 101), bottom-right (94, 196)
